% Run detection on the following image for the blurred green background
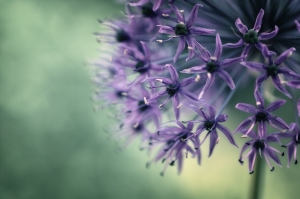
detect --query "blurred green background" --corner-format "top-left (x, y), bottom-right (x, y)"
top-left (0, 0), bottom-right (299, 199)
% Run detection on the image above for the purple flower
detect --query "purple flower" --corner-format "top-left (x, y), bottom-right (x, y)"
top-left (185, 105), bottom-right (237, 157)
top-left (147, 121), bottom-right (201, 175)
top-left (241, 45), bottom-right (299, 98)
top-left (158, 4), bottom-right (215, 62)
top-left (181, 34), bottom-right (244, 99)
top-left (143, 64), bottom-right (198, 120)
top-left (238, 129), bottom-right (283, 174)
top-left (234, 89), bottom-right (290, 137)
top-left (276, 123), bottom-right (300, 167)
top-left (223, 9), bottom-right (278, 58)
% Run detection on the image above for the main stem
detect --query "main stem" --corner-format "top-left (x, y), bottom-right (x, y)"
top-left (249, 156), bottom-right (265, 199)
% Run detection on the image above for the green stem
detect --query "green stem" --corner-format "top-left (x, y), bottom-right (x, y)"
top-left (249, 150), bottom-right (265, 199)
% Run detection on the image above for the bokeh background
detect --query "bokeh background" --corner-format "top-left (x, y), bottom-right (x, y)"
top-left (1, 0), bottom-right (299, 199)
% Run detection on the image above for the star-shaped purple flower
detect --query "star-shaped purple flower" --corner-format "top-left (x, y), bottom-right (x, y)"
top-left (241, 45), bottom-right (299, 98)
top-left (223, 9), bottom-right (278, 58)
top-left (276, 123), bottom-right (300, 167)
top-left (238, 129), bottom-right (283, 174)
top-left (234, 89), bottom-right (290, 137)
top-left (181, 34), bottom-right (244, 99)
top-left (185, 105), bottom-right (237, 157)
top-left (158, 4), bottom-right (215, 62)
top-left (143, 64), bottom-right (198, 120)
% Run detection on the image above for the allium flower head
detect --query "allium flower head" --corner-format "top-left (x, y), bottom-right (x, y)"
top-left (158, 4), bottom-right (215, 62)
top-left (181, 33), bottom-right (244, 99)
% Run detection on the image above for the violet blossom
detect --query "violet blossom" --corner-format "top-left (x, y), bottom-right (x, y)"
top-left (181, 33), bottom-right (244, 99)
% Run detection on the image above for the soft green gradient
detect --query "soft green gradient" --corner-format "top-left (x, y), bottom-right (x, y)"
top-left (0, 1), bottom-right (299, 199)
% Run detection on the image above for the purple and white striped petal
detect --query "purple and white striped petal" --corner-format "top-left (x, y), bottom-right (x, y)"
top-left (208, 131), bottom-right (218, 157)
top-left (174, 36), bottom-right (186, 63)
top-left (193, 38), bottom-right (211, 61)
top-left (286, 80), bottom-right (300, 89)
top-left (216, 124), bottom-right (238, 147)
top-left (159, 25), bottom-right (175, 34)
top-left (254, 88), bottom-right (264, 108)
top-left (265, 147), bottom-right (282, 166)
top-left (186, 4), bottom-right (202, 28)
top-left (140, 41), bottom-right (151, 62)
top-left (241, 45), bottom-right (252, 58)
top-left (189, 27), bottom-right (215, 35)
top-left (214, 33), bottom-right (222, 60)
top-left (287, 143), bottom-right (297, 167)
top-left (268, 115), bottom-right (290, 130)
top-left (207, 105), bottom-right (215, 119)
top-left (217, 69), bottom-right (235, 89)
top-left (253, 9), bottom-right (264, 31)
top-left (235, 18), bottom-right (248, 34)
top-left (258, 122), bottom-right (267, 138)
top-left (198, 73), bottom-right (215, 99)
top-left (248, 149), bottom-right (257, 173)
top-left (180, 89), bottom-right (198, 101)
top-left (235, 103), bottom-right (257, 114)
top-left (271, 75), bottom-right (291, 98)
top-left (295, 20), bottom-right (300, 32)
top-left (258, 26), bottom-right (279, 40)
top-left (165, 64), bottom-right (179, 82)
top-left (181, 65), bottom-right (206, 74)
top-left (186, 36), bottom-right (195, 61)
top-left (265, 99), bottom-right (286, 112)
top-left (240, 61), bottom-right (264, 71)
top-left (153, 0), bottom-right (162, 11)
top-left (255, 73), bottom-right (268, 87)
top-left (275, 47), bottom-right (296, 65)
top-left (129, 0), bottom-right (149, 6)
top-left (234, 116), bottom-right (255, 133)
top-left (180, 77), bottom-right (196, 87)
top-left (170, 4), bottom-right (184, 22)
top-left (142, 76), bottom-right (172, 85)
top-left (278, 68), bottom-right (300, 79)
top-left (219, 56), bottom-right (244, 69)
top-left (223, 39), bottom-right (244, 48)
top-left (216, 114), bottom-right (228, 122)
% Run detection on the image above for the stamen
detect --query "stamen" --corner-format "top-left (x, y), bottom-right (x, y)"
top-left (159, 104), bottom-right (164, 109)
top-left (176, 103), bottom-right (182, 108)
top-left (124, 49), bottom-right (128, 55)
top-left (144, 97), bottom-right (148, 105)
top-left (241, 135), bottom-right (248, 138)
top-left (256, 101), bottom-right (261, 106)
top-left (133, 123), bottom-right (139, 128)
top-left (188, 46), bottom-right (194, 50)
top-left (195, 74), bottom-right (200, 82)
top-left (162, 14), bottom-right (169, 17)
top-left (216, 137), bottom-right (220, 144)
top-left (156, 40), bottom-right (163, 43)
top-left (178, 10), bottom-right (184, 13)
top-left (156, 79), bottom-right (163, 83)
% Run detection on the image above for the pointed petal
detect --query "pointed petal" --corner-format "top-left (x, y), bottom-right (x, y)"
top-left (198, 73), bottom-right (215, 99)
top-left (239, 143), bottom-right (251, 162)
top-left (208, 131), bottom-right (218, 157)
top-left (180, 89), bottom-right (198, 101)
top-left (217, 70), bottom-right (235, 89)
top-left (256, 73), bottom-right (268, 86)
top-left (295, 20), bottom-right (300, 32)
top-left (258, 122), bottom-right (267, 138)
top-left (223, 39), bottom-right (244, 48)
top-left (234, 116), bottom-right (255, 133)
top-left (216, 114), bottom-right (228, 122)
top-left (241, 45), bottom-right (252, 57)
top-left (240, 61), bottom-right (264, 71)
top-left (180, 77), bottom-right (196, 87)
top-left (214, 33), bottom-right (222, 60)
top-left (173, 94), bottom-right (180, 120)
top-left (235, 103), bottom-right (257, 114)
top-left (153, 0), bottom-right (162, 11)
top-left (140, 41), bottom-right (151, 61)
top-left (220, 57), bottom-right (244, 69)
top-left (174, 37), bottom-right (186, 63)
top-left (287, 143), bottom-right (297, 167)
top-left (287, 80), bottom-right (300, 89)
top-left (278, 68), bottom-right (300, 79)
top-left (265, 147), bottom-right (282, 166)
top-left (142, 76), bottom-right (172, 85)
top-left (187, 4), bottom-right (202, 27)
top-left (248, 149), bottom-right (257, 173)
top-left (268, 115), bottom-right (290, 130)
top-left (186, 36), bottom-right (195, 60)
top-left (235, 18), bottom-right (248, 34)
top-left (159, 25), bottom-right (174, 34)
top-left (189, 27), bottom-right (215, 35)
top-left (207, 105), bottom-right (215, 119)
top-left (165, 64), bottom-right (179, 82)
top-left (253, 9), bottom-right (264, 31)
top-left (258, 26), bottom-right (279, 40)
top-left (271, 76), bottom-right (291, 98)
top-left (254, 88), bottom-right (264, 108)
top-left (275, 47), bottom-right (296, 65)
top-left (193, 38), bottom-right (211, 61)
top-left (266, 99), bottom-right (286, 112)
top-left (129, 0), bottom-right (149, 6)
top-left (170, 4), bottom-right (184, 22)
top-left (181, 65), bottom-right (206, 74)
top-left (217, 124), bottom-right (238, 147)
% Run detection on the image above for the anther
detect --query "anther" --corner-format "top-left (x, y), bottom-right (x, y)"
top-left (256, 101), bottom-right (261, 106)
top-left (162, 13), bottom-right (169, 17)
top-left (156, 40), bottom-right (163, 43)
top-left (245, 142), bottom-right (250, 145)
top-left (216, 137), bottom-right (220, 144)
top-left (159, 104), bottom-right (163, 109)
top-left (238, 159), bottom-right (244, 164)
top-left (160, 172), bottom-right (164, 176)
top-left (156, 79), bottom-right (163, 83)
top-left (188, 46), bottom-right (194, 50)
top-left (133, 123), bottom-right (139, 128)
top-left (281, 145), bottom-right (287, 148)
top-left (195, 74), bottom-right (200, 82)
top-left (282, 152), bottom-right (284, 156)
top-left (295, 160), bottom-right (298, 164)
top-left (143, 97), bottom-right (148, 105)
top-left (170, 160), bottom-right (175, 166)
top-left (241, 135), bottom-right (248, 138)
top-left (270, 167), bottom-right (275, 172)
top-left (124, 49), bottom-right (128, 55)
top-left (249, 171), bottom-right (254, 174)
top-left (176, 103), bottom-right (182, 108)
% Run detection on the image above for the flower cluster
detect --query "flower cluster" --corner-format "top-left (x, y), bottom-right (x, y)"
top-left (92, 0), bottom-right (300, 175)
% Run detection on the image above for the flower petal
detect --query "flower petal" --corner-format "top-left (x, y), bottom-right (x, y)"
top-left (278, 68), bottom-right (300, 79)
top-left (193, 38), bottom-right (211, 61)
top-left (214, 33), bottom-right (222, 60)
top-left (275, 47), bottom-right (296, 65)
top-left (170, 4), bottom-right (184, 22)
top-left (248, 149), bottom-right (257, 173)
top-left (186, 4), bottom-right (202, 28)
top-left (172, 94), bottom-right (180, 120)
top-left (198, 73), bottom-right (215, 99)
top-left (217, 69), bottom-right (235, 89)
top-left (253, 9), bottom-right (264, 31)
top-left (208, 131), bottom-right (218, 157)
top-left (295, 20), bottom-right (300, 32)
top-left (258, 26), bottom-right (279, 40)
top-left (235, 103), bottom-right (257, 113)
top-left (287, 80), bottom-right (300, 89)
top-left (165, 64), bottom-right (179, 82)
top-left (153, 0), bottom-right (162, 11)
top-left (268, 115), bottom-right (290, 130)
top-left (271, 76), bottom-right (291, 98)
top-left (180, 77), bottom-right (196, 87)
top-left (266, 99), bottom-right (286, 112)
top-left (216, 114), bottom-right (228, 122)
top-left (234, 116), bottom-right (255, 133)
top-left (240, 61), bottom-right (264, 71)
top-left (189, 27), bottom-right (215, 35)
top-left (129, 0), bottom-right (149, 6)
top-left (174, 37), bottom-right (186, 63)
top-left (140, 41), bottom-right (151, 62)
top-left (159, 25), bottom-right (174, 34)
top-left (287, 143), bottom-right (297, 167)
top-left (185, 36), bottom-right (195, 61)
top-left (258, 122), bottom-right (267, 138)
top-left (181, 65), bottom-right (206, 74)
top-left (220, 56), bottom-right (244, 69)
top-left (235, 18), bottom-right (248, 34)
top-left (223, 39), bottom-right (244, 48)
top-left (217, 124), bottom-right (238, 147)
top-left (180, 89), bottom-right (198, 101)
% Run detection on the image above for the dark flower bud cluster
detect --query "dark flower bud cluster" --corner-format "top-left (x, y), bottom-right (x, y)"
top-left (91, 0), bottom-right (300, 175)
